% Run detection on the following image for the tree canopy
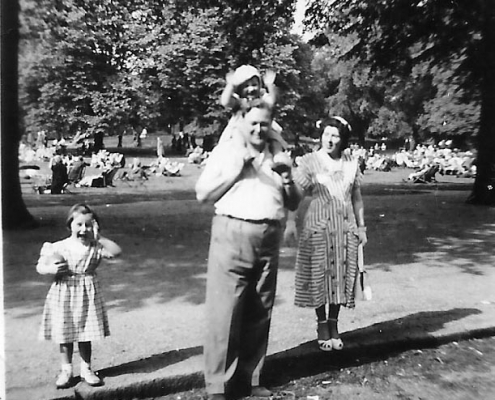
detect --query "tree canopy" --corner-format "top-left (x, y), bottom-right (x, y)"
top-left (19, 0), bottom-right (316, 139)
top-left (305, 0), bottom-right (495, 205)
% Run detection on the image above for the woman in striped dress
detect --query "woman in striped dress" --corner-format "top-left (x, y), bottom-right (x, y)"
top-left (37, 204), bottom-right (121, 388)
top-left (285, 116), bottom-right (367, 351)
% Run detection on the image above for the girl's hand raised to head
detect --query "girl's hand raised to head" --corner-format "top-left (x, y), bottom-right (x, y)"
top-left (92, 220), bottom-right (100, 242)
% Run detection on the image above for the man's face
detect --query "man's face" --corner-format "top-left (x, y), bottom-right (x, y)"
top-left (241, 107), bottom-right (272, 151)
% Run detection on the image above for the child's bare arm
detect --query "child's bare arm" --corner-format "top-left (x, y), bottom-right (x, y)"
top-left (99, 237), bottom-right (122, 258)
top-left (36, 258), bottom-right (69, 276)
top-left (36, 244), bottom-right (69, 276)
top-left (220, 71), bottom-right (241, 109)
top-left (92, 220), bottom-right (121, 258)
top-left (263, 70), bottom-right (277, 107)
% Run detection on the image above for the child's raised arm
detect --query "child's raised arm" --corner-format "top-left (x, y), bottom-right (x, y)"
top-left (92, 220), bottom-right (121, 258)
top-left (262, 70), bottom-right (277, 108)
top-left (220, 70), bottom-right (241, 109)
top-left (99, 237), bottom-right (122, 258)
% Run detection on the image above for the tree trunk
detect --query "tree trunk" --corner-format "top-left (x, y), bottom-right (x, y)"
top-left (467, 0), bottom-right (495, 205)
top-left (1, 0), bottom-right (36, 229)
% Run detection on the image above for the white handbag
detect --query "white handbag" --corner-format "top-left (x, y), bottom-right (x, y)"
top-left (356, 244), bottom-right (372, 301)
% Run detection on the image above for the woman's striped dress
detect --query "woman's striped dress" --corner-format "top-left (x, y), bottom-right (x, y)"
top-left (293, 150), bottom-right (362, 309)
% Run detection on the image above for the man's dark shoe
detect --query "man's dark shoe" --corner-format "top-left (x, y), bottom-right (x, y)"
top-left (251, 386), bottom-right (272, 397)
top-left (208, 394), bottom-right (227, 400)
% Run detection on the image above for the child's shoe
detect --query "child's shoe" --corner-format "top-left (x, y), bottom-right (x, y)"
top-left (81, 365), bottom-right (102, 386)
top-left (55, 369), bottom-right (73, 389)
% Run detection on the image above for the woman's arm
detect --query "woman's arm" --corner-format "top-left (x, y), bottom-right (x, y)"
top-left (352, 185), bottom-right (367, 246)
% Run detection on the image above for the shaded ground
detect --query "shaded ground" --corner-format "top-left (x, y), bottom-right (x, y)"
top-left (4, 153), bottom-right (495, 399)
top-left (150, 337), bottom-right (495, 400)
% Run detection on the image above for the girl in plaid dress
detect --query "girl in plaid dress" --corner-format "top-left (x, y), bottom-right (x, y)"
top-left (36, 204), bottom-right (121, 388)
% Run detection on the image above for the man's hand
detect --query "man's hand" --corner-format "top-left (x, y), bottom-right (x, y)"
top-left (284, 220), bottom-right (298, 246)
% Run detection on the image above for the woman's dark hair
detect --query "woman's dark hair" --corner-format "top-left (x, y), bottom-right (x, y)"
top-left (319, 116), bottom-right (352, 152)
top-left (66, 203), bottom-right (99, 230)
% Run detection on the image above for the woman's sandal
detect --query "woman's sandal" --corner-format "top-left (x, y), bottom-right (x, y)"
top-left (328, 318), bottom-right (344, 350)
top-left (317, 320), bottom-right (333, 352)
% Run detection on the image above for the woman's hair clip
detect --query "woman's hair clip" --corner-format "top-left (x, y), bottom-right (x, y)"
top-left (331, 116), bottom-right (352, 132)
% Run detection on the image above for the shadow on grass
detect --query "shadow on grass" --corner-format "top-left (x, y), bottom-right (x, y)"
top-left (83, 308), bottom-right (492, 398)
top-left (263, 308), bottom-right (489, 387)
top-left (99, 346), bottom-right (203, 378)
top-left (5, 186), bottom-right (495, 317)
top-left (2, 205), bottom-right (212, 315)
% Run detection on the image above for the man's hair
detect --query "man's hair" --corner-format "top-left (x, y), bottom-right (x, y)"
top-left (240, 98), bottom-right (272, 117)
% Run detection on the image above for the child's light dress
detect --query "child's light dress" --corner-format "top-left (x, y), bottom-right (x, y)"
top-left (38, 238), bottom-right (110, 343)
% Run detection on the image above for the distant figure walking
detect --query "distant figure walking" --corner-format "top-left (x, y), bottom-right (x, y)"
top-left (50, 155), bottom-right (69, 194)
top-left (157, 136), bottom-right (164, 158)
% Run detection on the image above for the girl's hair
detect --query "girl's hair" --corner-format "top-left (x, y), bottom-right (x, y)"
top-left (319, 116), bottom-right (352, 151)
top-left (66, 203), bottom-right (99, 230)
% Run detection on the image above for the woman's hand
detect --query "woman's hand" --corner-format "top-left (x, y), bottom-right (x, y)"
top-left (357, 228), bottom-right (368, 246)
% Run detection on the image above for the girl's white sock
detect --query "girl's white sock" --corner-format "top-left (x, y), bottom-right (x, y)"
top-left (61, 363), bottom-right (73, 373)
top-left (80, 360), bottom-right (91, 372)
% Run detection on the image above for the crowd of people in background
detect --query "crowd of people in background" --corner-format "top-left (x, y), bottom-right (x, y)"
top-left (349, 142), bottom-right (477, 179)
top-left (288, 140), bottom-right (476, 181)
top-left (18, 123), bottom-right (477, 197)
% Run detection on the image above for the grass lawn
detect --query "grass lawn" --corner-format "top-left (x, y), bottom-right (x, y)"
top-left (6, 141), bottom-right (494, 399)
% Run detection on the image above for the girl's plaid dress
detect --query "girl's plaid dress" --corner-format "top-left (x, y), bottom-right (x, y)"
top-left (39, 238), bottom-right (110, 343)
